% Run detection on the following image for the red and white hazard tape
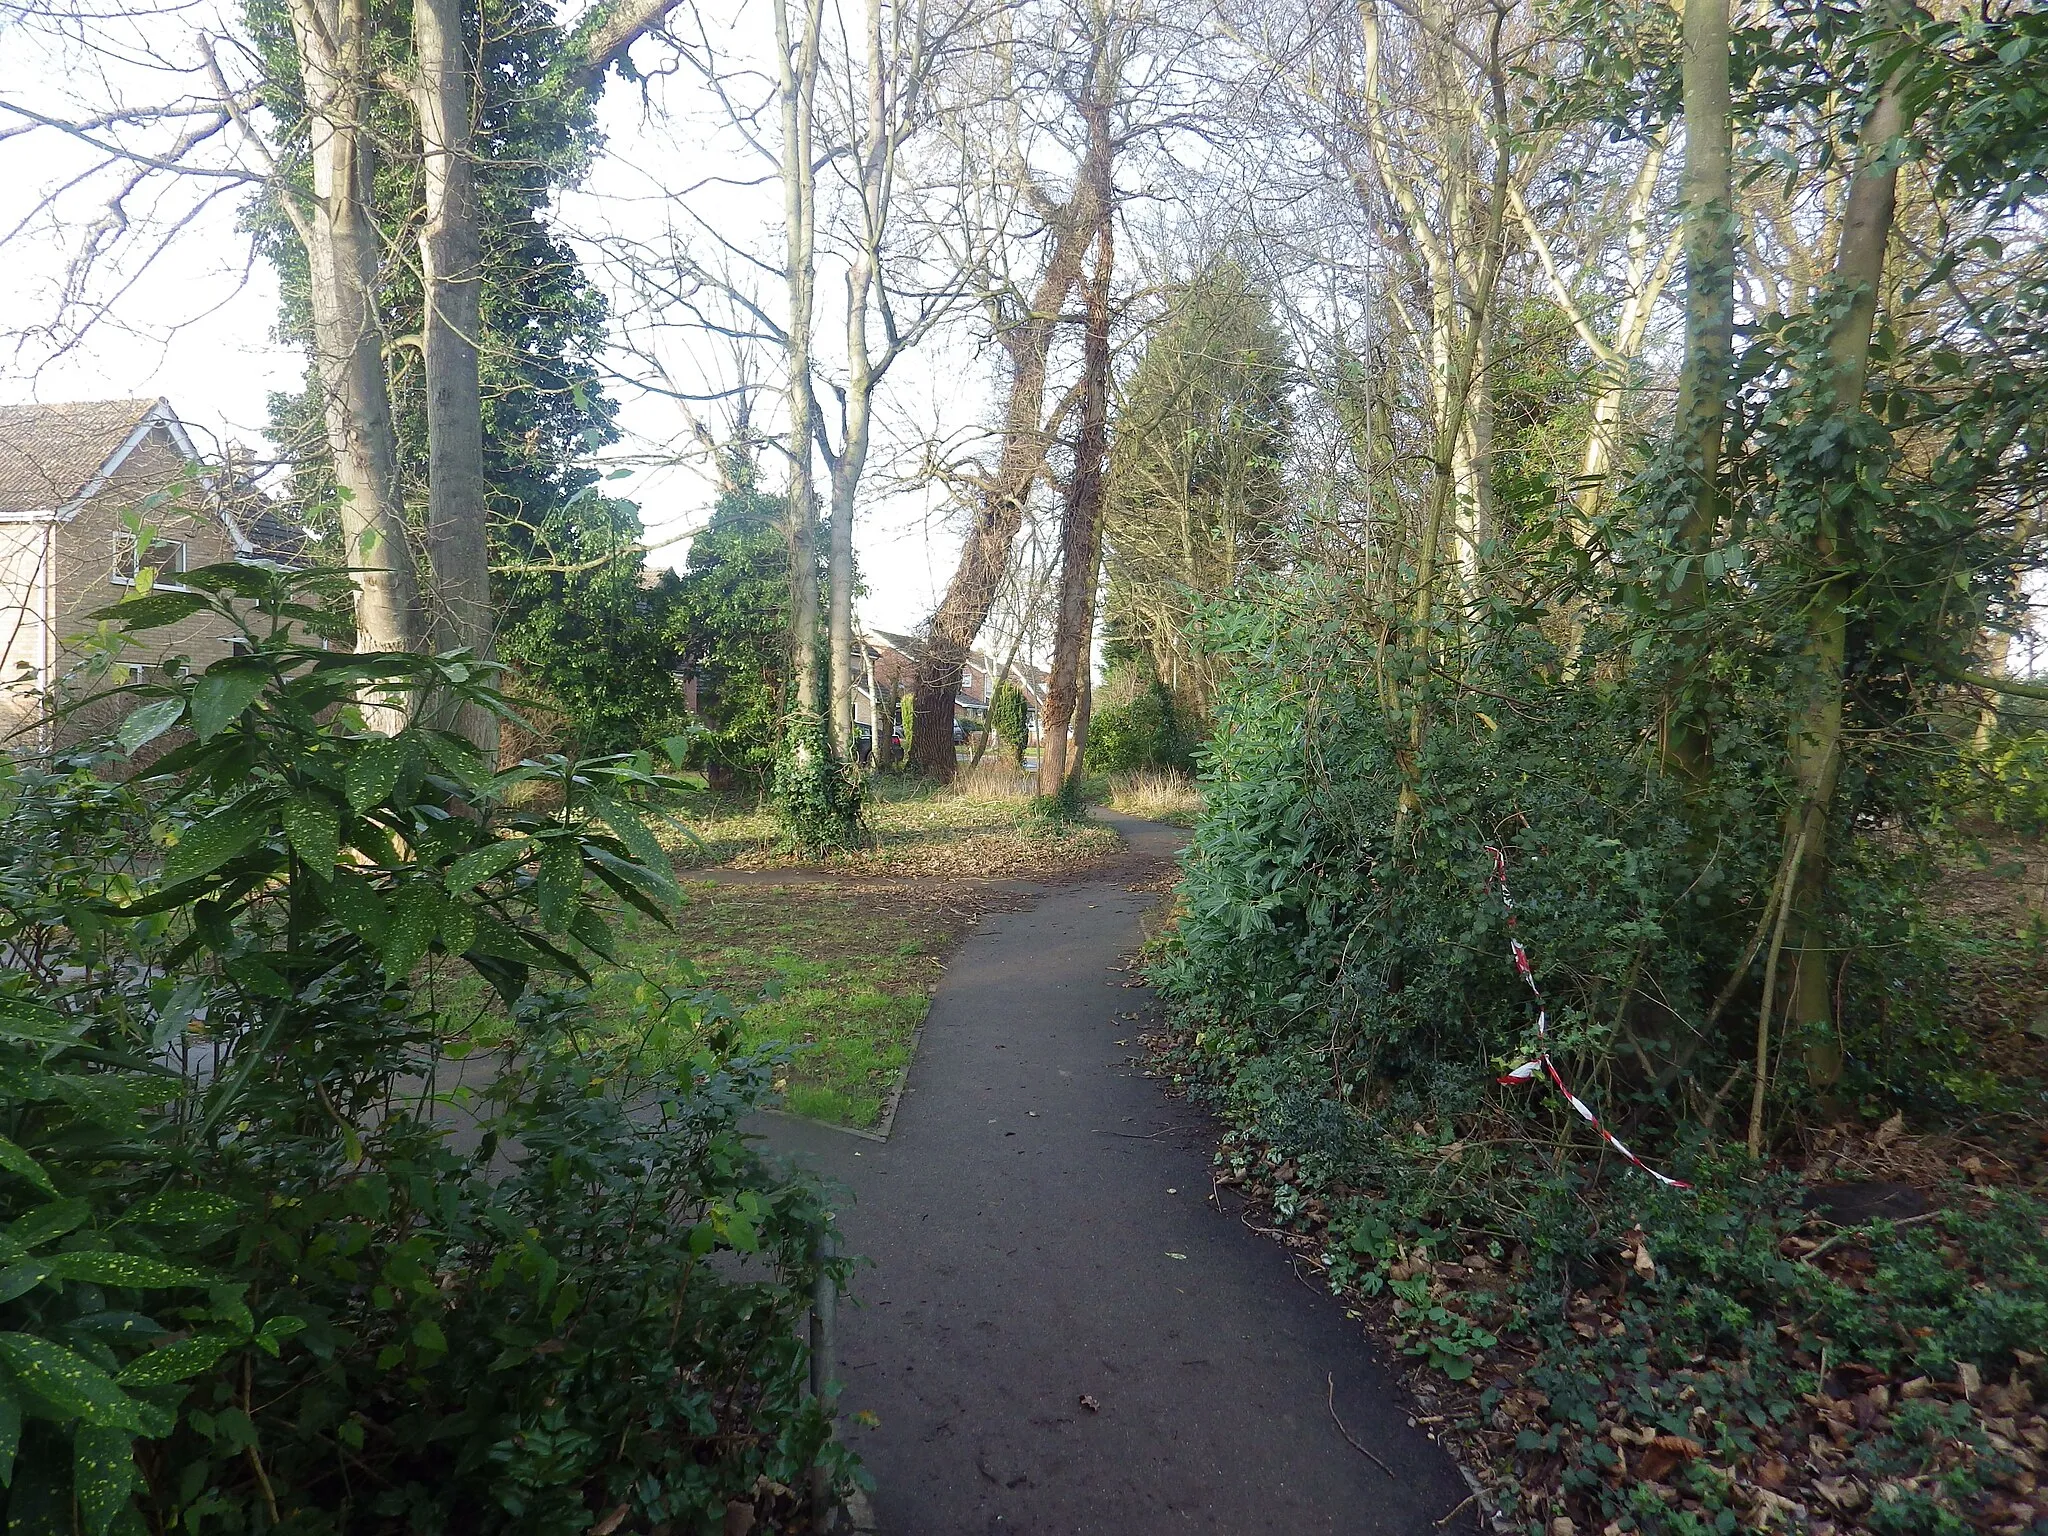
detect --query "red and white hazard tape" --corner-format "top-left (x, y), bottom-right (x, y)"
top-left (1486, 845), bottom-right (1690, 1190)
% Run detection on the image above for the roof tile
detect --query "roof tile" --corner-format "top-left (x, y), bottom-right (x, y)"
top-left (0, 399), bottom-right (162, 515)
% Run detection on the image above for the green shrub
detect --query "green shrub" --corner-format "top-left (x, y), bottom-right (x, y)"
top-left (990, 681), bottom-right (1028, 766)
top-left (1153, 586), bottom-right (1969, 1148)
top-left (0, 563), bottom-right (853, 1534)
top-left (1950, 728), bottom-right (2048, 835)
top-left (1147, 576), bottom-right (2040, 1534)
top-left (1085, 681), bottom-right (1191, 775)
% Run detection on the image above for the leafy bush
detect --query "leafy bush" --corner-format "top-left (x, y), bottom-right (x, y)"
top-left (1085, 681), bottom-right (1192, 775)
top-left (0, 563), bottom-right (852, 1534)
top-left (1152, 584), bottom-right (1969, 1150)
top-left (1147, 575), bottom-right (2043, 1533)
top-left (989, 681), bottom-right (1028, 767)
top-left (668, 476), bottom-right (799, 786)
top-left (1950, 727), bottom-right (2048, 836)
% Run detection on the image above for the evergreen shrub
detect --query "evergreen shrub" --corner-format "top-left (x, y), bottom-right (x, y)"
top-left (0, 564), bottom-right (854, 1533)
top-left (1085, 681), bottom-right (1192, 775)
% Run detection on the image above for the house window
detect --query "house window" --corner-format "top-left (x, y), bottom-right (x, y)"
top-left (112, 533), bottom-right (186, 586)
top-left (124, 663), bottom-right (148, 685)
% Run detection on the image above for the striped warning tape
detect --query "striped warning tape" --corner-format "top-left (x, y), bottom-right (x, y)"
top-left (1486, 845), bottom-right (1690, 1190)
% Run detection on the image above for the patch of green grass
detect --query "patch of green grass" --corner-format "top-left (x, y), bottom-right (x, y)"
top-left (573, 880), bottom-right (974, 1130)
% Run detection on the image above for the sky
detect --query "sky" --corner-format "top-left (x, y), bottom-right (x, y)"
top-left (0, 0), bottom-right (982, 638)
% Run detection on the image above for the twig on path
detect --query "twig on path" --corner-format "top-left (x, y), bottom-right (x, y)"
top-left (1326, 1373), bottom-right (1396, 1478)
top-left (1209, 1169), bottom-right (1222, 1212)
top-left (1291, 1257), bottom-right (1330, 1297)
top-left (1435, 1494), bottom-right (1476, 1527)
top-left (1240, 1207), bottom-right (1287, 1240)
top-left (1091, 1127), bottom-right (1173, 1139)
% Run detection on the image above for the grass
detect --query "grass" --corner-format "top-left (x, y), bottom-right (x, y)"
top-left (591, 880), bottom-right (984, 1128)
top-left (439, 771), bottom-right (1125, 1134)
top-left (1105, 766), bottom-right (1205, 826)
top-left (437, 878), bottom-right (993, 1131)
top-left (660, 769), bottom-right (1123, 878)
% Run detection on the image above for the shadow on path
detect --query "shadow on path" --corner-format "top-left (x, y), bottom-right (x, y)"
top-left (757, 812), bottom-right (1476, 1535)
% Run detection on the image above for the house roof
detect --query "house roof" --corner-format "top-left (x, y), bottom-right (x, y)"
top-left (0, 397), bottom-right (310, 564)
top-left (0, 398), bottom-right (167, 515)
top-left (859, 629), bottom-right (1049, 708)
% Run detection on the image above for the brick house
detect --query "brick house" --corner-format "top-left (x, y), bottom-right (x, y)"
top-left (853, 629), bottom-right (1047, 750)
top-left (0, 398), bottom-right (302, 749)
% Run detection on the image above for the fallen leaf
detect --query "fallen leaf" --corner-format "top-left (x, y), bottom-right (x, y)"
top-left (1755, 1457), bottom-right (1792, 1490)
top-left (1959, 1362), bottom-right (1982, 1398)
top-left (722, 1500), bottom-right (755, 1536)
top-left (1079, 1394), bottom-right (1100, 1412)
top-left (1166, 1252), bottom-right (1187, 1260)
top-left (1874, 1113), bottom-right (1904, 1147)
top-left (1814, 1477), bottom-right (1868, 1513)
top-left (1750, 1488), bottom-right (1800, 1527)
top-left (1637, 1435), bottom-right (1703, 1482)
top-left (591, 1505), bottom-right (630, 1536)
top-left (1633, 1244), bottom-right (1657, 1280)
top-left (1550, 1520), bottom-right (1576, 1536)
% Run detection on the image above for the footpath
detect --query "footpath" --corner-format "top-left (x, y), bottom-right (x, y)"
top-left (759, 813), bottom-right (1476, 1534)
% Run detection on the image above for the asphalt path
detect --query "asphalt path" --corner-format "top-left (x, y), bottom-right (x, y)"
top-left (758, 813), bottom-right (1477, 1535)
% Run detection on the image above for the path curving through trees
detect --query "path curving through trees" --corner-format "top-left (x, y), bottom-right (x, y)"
top-left (759, 812), bottom-right (1476, 1534)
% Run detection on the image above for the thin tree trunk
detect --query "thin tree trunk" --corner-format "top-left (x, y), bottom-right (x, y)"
top-left (412, 0), bottom-right (494, 752)
top-left (1779, 70), bottom-right (1909, 1095)
top-left (289, 0), bottom-right (425, 677)
top-left (775, 0), bottom-right (824, 725)
top-left (908, 188), bottom-right (1096, 780)
top-left (1660, 0), bottom-right (1737, 785)
top-left (825, 0), bottom-right (888, 763)
top-left (1382, 1), bottom-right (1509, 838)
top-left (1039, 81), bottom-right (1113, 795)
top-left (1069, 510), bottom-right (1105, 776)
top-left (860, 629), bottom-right (892, 767)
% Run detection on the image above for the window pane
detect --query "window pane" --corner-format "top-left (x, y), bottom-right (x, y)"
top-left (112, 534), bottom-right (187, 583)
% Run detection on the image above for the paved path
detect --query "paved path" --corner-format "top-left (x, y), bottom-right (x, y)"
top-left (760, 814), bottom-right (1475, 1535)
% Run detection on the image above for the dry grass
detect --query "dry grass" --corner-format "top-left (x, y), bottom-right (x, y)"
top-left (952, 755), bottom-right (1034, 801)
top-left (657, 772), bottom-right (1123, 879)
top-left (1105, 767), bottom-right (1205, 826)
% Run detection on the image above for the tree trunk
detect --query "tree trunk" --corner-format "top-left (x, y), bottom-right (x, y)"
top-left (1660, 0), bottom-right (1737, 785)
top-left (908, 191), bottom-right (1096, 780)
top-left (775, 0), bottom-right (824, 725)
top-left (289, 0), bottom-right (426, 677)
top-left (1356, 0), bottom-right (1508, 834)
top-left (1776, 73), bottom-right (1909, 1101)
top-left (827, 0), bottom-right (887, 764)
top-left (412, 0), bottom-right (494, 752)
top-left (1069, 516), bottom-right (1104, 776)
top-left (1038, 87), bottom-right (1113, 795)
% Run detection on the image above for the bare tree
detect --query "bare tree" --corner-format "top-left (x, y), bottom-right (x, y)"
top-left (1660, 0), bottom-right (1736, 783)
top-left (775, 0), bottom-right (827, 724)
top-left (2, 0), bottom-right (676, 742)
top-left (1036, 16), bottom-right (1115, 792)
